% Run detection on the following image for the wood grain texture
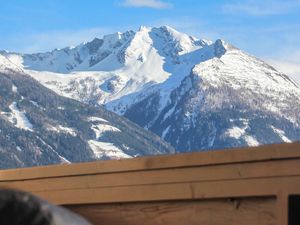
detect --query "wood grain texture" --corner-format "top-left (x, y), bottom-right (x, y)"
top-left (2, 158), bottom-right (300, 193)
top-left (0, 143), bottom-right (299, 206)
top-left (0, 142), bottom-right (299, 181)
top-left (0, 142), bottom-right (299, 225)
top-left (68, 198), bottom-right (276, 225)
top-left (22, 175), bottom-right (299, 205)
top-left (277, 192), bottom-right (288, 225)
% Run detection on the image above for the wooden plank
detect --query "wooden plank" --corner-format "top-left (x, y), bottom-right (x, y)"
top-left (67, 198), bottom-right (276, 225)
top-left (0, 143), bottom-right (298, 225)
top-left (1, 158), bottom-right (300, 193)
top-left (0, 142), bottom-right (299, 181)
top-left (27, 176), bottom-right (300, 205)
top-left (277, 192), bottom-right (288, 225)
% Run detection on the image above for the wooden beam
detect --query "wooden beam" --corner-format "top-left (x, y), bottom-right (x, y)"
top-left (21, 176), bottom-right (298, 205)
top-left (67, 198), bottom-right (277, 225)
top-left (0, 142), bottom-right (299, 181)
top-left (1, 158), bottom-right (300, 195)
top-left (0, 142), bottom-right (299, 225)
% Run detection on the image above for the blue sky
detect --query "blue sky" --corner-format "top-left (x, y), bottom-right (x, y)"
top-left (1, 0), bottom-right (300, 81)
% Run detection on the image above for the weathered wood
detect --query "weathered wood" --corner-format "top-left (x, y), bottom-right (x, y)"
top-left (277, 192), bottom-right (288, 225)
top-left (21, 175), bottom-right (299, 205)
top-left (0, 142), bottom-right (299, 181)
top-left (67, 198), bottom-right (276, 225)
top-left (0, 142), bottom-right (299, 225)
top-left (2, 159), bottom-right (300, 193)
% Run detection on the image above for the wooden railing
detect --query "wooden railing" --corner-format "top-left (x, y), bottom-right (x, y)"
top-left (0, 142), bottom-right (300, 225)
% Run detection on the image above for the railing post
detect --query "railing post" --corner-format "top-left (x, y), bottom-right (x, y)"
top-left (277, 192), bottom-right (288, 225)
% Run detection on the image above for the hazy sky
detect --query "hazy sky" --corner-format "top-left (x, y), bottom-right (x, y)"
top-left (1, 0), bottom-right (300, 82)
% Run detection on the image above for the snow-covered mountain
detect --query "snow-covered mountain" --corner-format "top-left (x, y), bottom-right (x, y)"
top-left (1, 25), bottom-right (300, 151)
top-left (0, 55), bottom-right (174, 169)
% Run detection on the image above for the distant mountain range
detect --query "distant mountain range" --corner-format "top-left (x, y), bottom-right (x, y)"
top-left (1, 25), bottom-right (300, 155)
top-left (0, 54), bottom-right (174, 169)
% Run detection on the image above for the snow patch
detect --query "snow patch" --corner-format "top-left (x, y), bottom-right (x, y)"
top-left (57, 125), bottom-right (76, 136)
top-left (271, 126), bottom-right (292, 143)
top-left (47, 124), bottom-right (76, 136)
top-left (163, 106), bottom-right (175, 121)
top-left (225, 120), bottom-right (259, 147)
top-left (244, 136), bottom-right (260, 146)
top-left (225, 126), bottom-right (246, 139)
top-left (87, 116), bottom-right (108, 123)
top-left (1, 102), bottom-right (33, 131)
top-left (30, 100), bottom-right (40, 107)
top-left (87, 117), bottom-right (125, 158)
top-left (88, 140), bottom-right (131, 159)
top-left (88, 117), bottom-right (121, 139)
top-left (58, 155), bottom-right (71, 164)
top-left (12, 85), bottom-right (18, 93)
top-left (91, 123), bottom-right (121, 139)
top-left (162, 125), bottom-right (171, 139)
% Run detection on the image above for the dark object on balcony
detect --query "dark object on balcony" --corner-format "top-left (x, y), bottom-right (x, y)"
top-left (0, 189), bottom-right (92, 225)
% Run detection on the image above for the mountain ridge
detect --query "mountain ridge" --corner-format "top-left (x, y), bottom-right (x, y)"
top-left (1, 25), bottom-right (300, 151)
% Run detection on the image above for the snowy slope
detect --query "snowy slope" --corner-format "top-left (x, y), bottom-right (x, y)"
top-left (3, 26), bottom-right (210, 109)
top-left (0, 54), bottom-right (24, 73)
top-left (1, 26), bottom-right (300, 151)
top-left (0, 61), bottom-right (174, 169)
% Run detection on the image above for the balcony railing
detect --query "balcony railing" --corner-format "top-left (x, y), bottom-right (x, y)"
top-left (0, 142), bottom-right (299, 225)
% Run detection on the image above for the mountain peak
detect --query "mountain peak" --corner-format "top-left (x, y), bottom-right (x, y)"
top-left (214, 39), bottom-right (228, 58)
top-left (1, 25), bottom-right (299, 153)
top-left (138, 25), bottom-right (151, 32)
top-left (159, 25), bottom-right (178, 33)
top-left (103, 32), bottom-right (123, 42)
top-left (213, 39), bottom-right (238, 58)
top-left (0, 26), bottom-right (240, 74)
